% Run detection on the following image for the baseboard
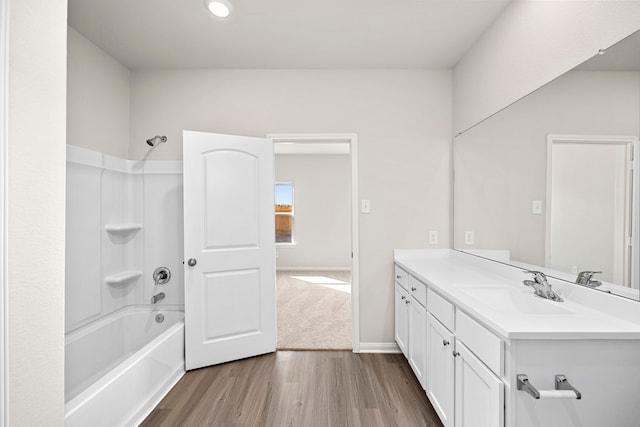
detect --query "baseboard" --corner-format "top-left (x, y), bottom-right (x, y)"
top-left (276, 266), bottom-right (351, 272)
top-left (358, 342), bottom-right (401, 354)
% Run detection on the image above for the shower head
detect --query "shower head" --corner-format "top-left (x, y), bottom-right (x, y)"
top-left (146, 135), bottom-right (167, 147)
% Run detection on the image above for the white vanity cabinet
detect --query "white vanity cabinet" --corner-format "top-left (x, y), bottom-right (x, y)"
top-left (394, 265), bottom-right (410, 356)
top-left (426, 312), bottom-right (454, 426)
top-left (425, 287), bottom-right (504, 427)
top-left (407, 276), bottom-right (427, 387)
top-left (394, 266), bottom-right (427, 387)
top-left (395, 250), bottom-right (640, 427)
top-left (454, 340), bottom-right (504, 427)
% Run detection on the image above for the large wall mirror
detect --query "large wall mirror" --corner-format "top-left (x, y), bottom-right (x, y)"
top-left (454, 29), bottom-right (640, 301)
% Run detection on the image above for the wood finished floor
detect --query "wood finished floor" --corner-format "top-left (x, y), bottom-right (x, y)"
top-left (141, 351), bottom-right (443, 427)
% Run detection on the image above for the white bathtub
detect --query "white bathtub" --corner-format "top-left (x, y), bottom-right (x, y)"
top-left (65, 306), bottom-right (185, 426)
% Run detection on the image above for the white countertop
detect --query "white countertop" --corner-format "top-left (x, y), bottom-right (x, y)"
top-left (394, 249), bottom-right (640, 340)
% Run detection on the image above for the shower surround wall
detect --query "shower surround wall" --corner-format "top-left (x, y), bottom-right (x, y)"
top-left (65, 145), bottom-right (183, 332)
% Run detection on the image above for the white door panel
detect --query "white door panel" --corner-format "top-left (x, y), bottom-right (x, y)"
top-left (183, 131), bottom-right (276, 371)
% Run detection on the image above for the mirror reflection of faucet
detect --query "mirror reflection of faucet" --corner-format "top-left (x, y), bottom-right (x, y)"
top-left (522, 270), bottom-right (564, 302)
top-left (575, 270), bottom-right (602, 288)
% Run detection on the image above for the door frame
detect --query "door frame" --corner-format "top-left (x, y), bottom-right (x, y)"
top-left (0, 0), bottom-right (9, 422)
top-left (546, 134), bottom-right (639, 289)
top-left (268, 133), bottom-right (360, 353)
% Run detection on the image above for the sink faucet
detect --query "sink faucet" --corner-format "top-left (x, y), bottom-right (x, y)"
top-left (575, 270), bottom-right (602, 288)
top-left (522, 270), bottom-right (564, 302)
top-left (151, 292), bottom-right (165, 304)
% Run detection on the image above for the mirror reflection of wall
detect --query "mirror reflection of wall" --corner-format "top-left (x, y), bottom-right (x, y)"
top-left (453, 30), bottom-right (640, 301)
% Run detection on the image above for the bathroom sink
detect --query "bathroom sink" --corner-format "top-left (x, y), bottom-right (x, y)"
top-left (455, 285), bottom-right (574, 315)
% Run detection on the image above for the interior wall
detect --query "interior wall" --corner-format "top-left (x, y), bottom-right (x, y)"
top-left (8, 0), bottom-right (67, 424)
top-left (129, 69), bottom-right (452, 344)
top-left (275, 154), bottom-right (351, 269)
top-left (453, 0), bottom-right (640, 135)
top-left (454, 71), bottom-right (640, 266)
top-left (67, 27), bottom-right (130, 158)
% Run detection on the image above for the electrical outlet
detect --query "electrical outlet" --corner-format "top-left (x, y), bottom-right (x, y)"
top-left (464, 231), bottom-right (474, 245)
top-left (429, 231), bottom-right (439, 245)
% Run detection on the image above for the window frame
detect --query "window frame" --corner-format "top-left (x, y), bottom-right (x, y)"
top-left (275, 182), bottom-right (295, 246)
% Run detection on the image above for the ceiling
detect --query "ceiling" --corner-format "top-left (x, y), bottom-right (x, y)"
top-left (68, 0), bottom-right (512, 70)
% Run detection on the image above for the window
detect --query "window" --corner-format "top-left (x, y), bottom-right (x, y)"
top-left (275, 183), bottom-right (294, 244)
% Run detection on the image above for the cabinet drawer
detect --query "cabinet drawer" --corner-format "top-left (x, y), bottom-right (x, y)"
top-left (455, 310), bottom-right (503, 376)
top-left (427, 288), bottom-right (455, 331)
top-left (394, 265), bottom-right (409, 290)
top-left (408, 275), bottom-right (427, 307)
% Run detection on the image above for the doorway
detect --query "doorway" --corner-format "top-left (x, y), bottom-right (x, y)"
top-left (270, 134), bottom-right (359, 352)
top-left (546, 134), bottom-right (639, 288)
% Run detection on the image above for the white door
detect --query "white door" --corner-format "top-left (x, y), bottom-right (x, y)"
top-left (183, 130), bottom-right (276, 371)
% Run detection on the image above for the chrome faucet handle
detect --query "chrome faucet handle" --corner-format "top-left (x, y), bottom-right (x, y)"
top-left (523, 270), bottom-right (548, 284)
top-left (576, 270), bottom-right (603, 287)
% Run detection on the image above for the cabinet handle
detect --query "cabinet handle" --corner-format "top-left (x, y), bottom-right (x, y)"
top-left (452, 351), bottom-right (460, 357)
top-left (396, 275), bottom-right (401, 279)
top-left (411, 287), bottom-right (417, 291)
top-left (405, 300), bottom-right (410, 304)
top-left (401, 295), bottom-right (406, 300)
top-left (442, 340), bottom-right (450, 346)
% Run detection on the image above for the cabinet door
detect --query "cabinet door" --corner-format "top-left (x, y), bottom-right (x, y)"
top-left (426, 313), bottom-right (455, 427)
top-left (408, 296), bottom-right (426, 388)
top-left (455, 341), bottom-right (504, 427)
top-left (394, 282), bottom-right (409, 357)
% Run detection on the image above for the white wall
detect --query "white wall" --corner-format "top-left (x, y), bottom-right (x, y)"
top-left (67, 27), bottom-right (130, 158)
top-left (454, 71), bottom-right (640, 267)
top-left (8, 0), bottom-right (67, 424)
top-left (129, 69), bottom-right (452, 344)
top-left (453, 0), bottom-right (640, 135)
top-left (275, 154), bottom-right (351, 269)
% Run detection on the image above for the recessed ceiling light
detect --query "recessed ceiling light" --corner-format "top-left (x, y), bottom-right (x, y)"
top-left (205, 0), bottom-right (232, 18)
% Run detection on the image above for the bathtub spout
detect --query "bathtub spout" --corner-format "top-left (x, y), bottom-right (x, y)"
top-left (151, 292), bottom-right (165, 304)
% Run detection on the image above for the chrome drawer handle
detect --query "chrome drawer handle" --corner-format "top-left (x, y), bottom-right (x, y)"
top-left (411, 287), bottom-right (417, 291)
top-left (405, 300), bottom-right (410, 304)
top-left (452, 351), bottom-right (460, 357)
top-left (401, 296), bottom-right (406, 300)
top-left (442, 340), bottom-right (450, 346)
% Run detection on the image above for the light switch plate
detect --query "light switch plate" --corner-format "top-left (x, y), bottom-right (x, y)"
top-left (532, 200), bottom-right (542, 215)
top-left (361, 199), bottom-right (371, 214)
top-left (429, 231), bottom-right (439, 245)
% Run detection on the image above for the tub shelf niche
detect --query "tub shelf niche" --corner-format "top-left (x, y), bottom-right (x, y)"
top-left (105, 271), bottom-right (142, 285)
top-left (105, 223), bottom-right (142, 233)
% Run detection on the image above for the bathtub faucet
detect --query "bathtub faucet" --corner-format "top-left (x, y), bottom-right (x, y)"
top-left (151, 292), bottom-right (165, 304)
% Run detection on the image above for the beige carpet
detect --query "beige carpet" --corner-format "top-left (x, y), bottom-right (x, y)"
top-left (277, 270), bottom-right (352, 350)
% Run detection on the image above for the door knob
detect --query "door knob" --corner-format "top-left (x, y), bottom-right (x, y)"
top-left (187, 258), bottom-right (197, 267)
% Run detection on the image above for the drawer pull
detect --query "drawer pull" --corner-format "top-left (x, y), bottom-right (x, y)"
top-left (401, 295), bottom-right (406, 300)
top-left (517, 374), bottom-right (582, 400)
top-left (442, 340), bottom-right (450, 346)
top-left (411, 287), bottom-right (417, 291)
top-left (452, 351), bottom-right (460, 357)
top-left (396, 275), bottom-right (401, 279)
top-left (405, 300), bottom-right (410, 304)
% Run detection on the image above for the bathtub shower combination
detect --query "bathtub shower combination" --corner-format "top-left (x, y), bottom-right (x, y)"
top-left (65, 144), bottom-right (185, 425)
top-left (65, 306), bottom-right (184, 426)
